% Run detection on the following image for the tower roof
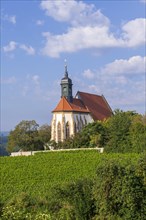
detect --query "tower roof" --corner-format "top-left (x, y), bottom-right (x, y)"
top-left (61, 63), bottom-right (72, 84)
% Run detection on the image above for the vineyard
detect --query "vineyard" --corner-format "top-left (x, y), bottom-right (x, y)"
top-left (0, 150), bottom-right (140, 203)
top-left (0, 151), bottom-right (145, 219)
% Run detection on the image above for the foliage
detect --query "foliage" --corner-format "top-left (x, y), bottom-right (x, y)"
top-left (93, 157), bottom-right (146, 220)
top-left (53, 120), bottom-right (107, 149)
top-left (90, 110), bottom-right (146, 153)
top-left (7, 121), bottom-right (51, 152)
top-left (129, 114), bottom-right (146, 153)
top-left (1, 192), bottom-right (52, 219)
top-left (6, 110), bottom-right (146, 153)
top-left (38, 124), bottom-right (51, 146)
top-left (51, 110), bottom-right (145, 153)
top-left (0, 151), bottom-right (144, 219)
top-left (7, 120), bottom-right (41, 152)
top-left (103, 110), bottom-right (134, 152)
top-left (1, 205), bottom-right (52, 220)
top-left (49, 178), bottom-right (95, 220)
top-left (0, 150), bottom-right (101, 204)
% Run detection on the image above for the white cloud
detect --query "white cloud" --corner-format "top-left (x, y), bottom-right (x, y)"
top-left (40, 1), bottom-right (145, 57)
top-left (3, 41), bottom-right (35, 55)
top-left (88, 85), bottom-right (101, 94)
top-left (32, 75), bottom-right (42, 96)
top-left (3, 42), bottom-right (35, 55)
top-left (82, 69), bottom-right (95, 79)
top-left (80, 55), bottom-right (145, 113)
top-left (19, 44), bottom-right (35, 55)
top-left (22, 86), bottom-right (29, 97)
top-left (20, 75), bottom-right (42, 97)
top-left (41, 26), bottom-right (121, 57)
top-left (9, 15), bottom-right (16, 24)
top-left (100, 56), bottom-right (146, 75)
top-left (41, 0), bottom-right (110, 27)
top-left (3, 14), bottom-right (16, 24)
top-left (140, 0), bottom-right (146, 3)
top-left (110, 81), bottom-right (145, 107)
top-left (3, 41), bottom-right (17, 52)
top-left (121, 18), bottom-right (146, 47)
top-left (36, 20), bottom-right (44, 26)
top-left (32, 75), bottom-right (40, 85)
top-left (41, 17), bottom-right (145, 57)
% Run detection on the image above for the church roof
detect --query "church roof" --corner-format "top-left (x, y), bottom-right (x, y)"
top-left (76, 91), bottom-right (113, 120)
top-left (52, 91), bottom-right (112, 121)
top-left (52, 96), bottom-right (90, 113)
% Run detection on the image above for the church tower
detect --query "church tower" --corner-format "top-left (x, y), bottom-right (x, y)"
top-left (60, 64), bottom-right (73, 103)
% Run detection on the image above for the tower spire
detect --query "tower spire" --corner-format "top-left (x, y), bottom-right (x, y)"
top-left (64, 59), bottom-right (68, 78)
top-left (61, 60), bottom-right (73, 102)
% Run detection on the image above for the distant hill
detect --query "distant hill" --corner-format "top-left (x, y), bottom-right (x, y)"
top-left (0, 131), bottom-right (10, 136)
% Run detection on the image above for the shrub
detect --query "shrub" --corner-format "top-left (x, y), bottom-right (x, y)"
top-left (48, 178), bottom-right (95, 220)
top-left (93, 158), bottom-right (146, 219)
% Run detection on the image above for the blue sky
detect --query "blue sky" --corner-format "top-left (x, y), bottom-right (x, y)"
top-left (1, 0), bottom-right (146, 131)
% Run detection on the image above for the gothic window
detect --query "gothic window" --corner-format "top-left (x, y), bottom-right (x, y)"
top-left (76, 116), bottom-right (79, 132)
top-left (84, 116), bottom-right (87, 125)
top-left (57, 122), bottom-right (61, 142)
top-left (66, 122), bottom-right (70, 139)
top-left (80, 116), bottom-right (84, 129)
top-left (74, 122), bottom-right (77, 134)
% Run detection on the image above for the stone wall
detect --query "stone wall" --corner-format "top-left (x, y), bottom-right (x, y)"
top-left (10, 147), bottom-right (104, 156)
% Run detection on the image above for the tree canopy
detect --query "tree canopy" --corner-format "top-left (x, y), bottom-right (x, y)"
top-left (53, 110), bottom-right (146, 153)
top-left (7, 110), bottom-right (146, 153)
top-left (7, 120), bottom-right (51, 152)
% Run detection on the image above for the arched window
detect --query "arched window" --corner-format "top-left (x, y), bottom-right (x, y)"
top-left (74, 122), bottom-right (77, 134)
top-left (66, 122), bottom-right (70, 139)
top-left (84, 116), bottom-right (87, 125)
top-left (76, 116), bottom-right (79, 132)
top-left (57, 122), bottom-right (61, 142)
top-left (80, 116), bottom-right (84, 129)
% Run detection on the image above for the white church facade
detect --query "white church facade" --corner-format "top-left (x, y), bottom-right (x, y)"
top-left (51, 65), bottom-right (112, 143)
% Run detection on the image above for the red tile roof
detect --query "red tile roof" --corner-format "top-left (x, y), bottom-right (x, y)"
top-left (52, 91), bottom-right (113, 121)
top-left (52, 96), bottom-right (90, 113)
top-left (76, 91), bottom-right (113, 120)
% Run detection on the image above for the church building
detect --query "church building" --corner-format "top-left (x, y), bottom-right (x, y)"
top-left (51, 65), bottom-right (113, 143)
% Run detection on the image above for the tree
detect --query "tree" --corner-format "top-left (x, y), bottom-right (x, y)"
top-left (7, 120), bottom-right (44, 152)
top-left (48, 178), bottom-right (95, 220)
top-left (70, 121), bottom-right (107, 149)
top-left (104, 110), bottom-right (136, 153)
top-left (38, 124), bottom-right (51, 145)
top-left (93, 158), bottom-right (146, 220)
top-left (129, 114), bottom-right (146, 153)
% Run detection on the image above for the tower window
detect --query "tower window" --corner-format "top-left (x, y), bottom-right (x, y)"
top-left (63, 87), bottom-right (67, 92)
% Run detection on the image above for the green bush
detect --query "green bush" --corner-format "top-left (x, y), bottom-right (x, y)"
top-left (93, 158), bottom-right (146, 220)
top-left (48, 178), bottom-right (95, 220)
